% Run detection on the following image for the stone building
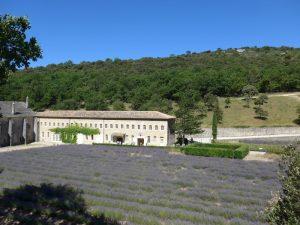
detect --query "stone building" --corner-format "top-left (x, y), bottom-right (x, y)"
top-left (0, 98), bottom-right (35, 147)
top-left (36, 110), bottom-right (176, 146)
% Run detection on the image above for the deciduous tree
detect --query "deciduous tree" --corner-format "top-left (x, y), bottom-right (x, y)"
top-left (242, 85), bottom-right (258, 107)
top-left (0, 14), bottom-right (42, 84)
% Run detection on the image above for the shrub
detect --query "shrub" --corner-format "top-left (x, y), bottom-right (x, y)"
top-left (0, 183), bottom-right (120, 225)
top-left (266, 145), bottom-right (300, 225)
top-left (182, 143), bottom-right (249, 159)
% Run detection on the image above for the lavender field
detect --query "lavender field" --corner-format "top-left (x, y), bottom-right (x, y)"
top-left (0, 145), bottom-right (279, 225)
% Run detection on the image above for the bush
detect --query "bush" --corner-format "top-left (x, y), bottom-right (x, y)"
top-left (182, 143), bottom-right (249, 159)
top-left (266, 145), bottom-right (300, 225)
top-left (0, 183), bottom-right (119, 225)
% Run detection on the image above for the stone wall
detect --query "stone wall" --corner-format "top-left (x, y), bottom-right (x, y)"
top-left (190, 127), bottom-right (300, 140)
top-left (0, 117), bottom-right (35, 147)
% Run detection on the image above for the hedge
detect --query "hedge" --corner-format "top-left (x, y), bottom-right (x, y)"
top-left (181, 143), bottom-right (249, 159)
top-left (190, 143), bottom-right (241, 150)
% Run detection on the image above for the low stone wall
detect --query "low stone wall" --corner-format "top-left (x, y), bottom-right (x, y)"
top-left (189, 127), bottom-right (300, 142)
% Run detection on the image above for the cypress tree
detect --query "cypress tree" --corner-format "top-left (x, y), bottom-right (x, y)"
top-left (212, 111), bottom-right (218, 142)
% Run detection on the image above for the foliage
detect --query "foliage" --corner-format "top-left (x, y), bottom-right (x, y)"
top-left (253, 94), bottom-right (269, 120)
top-left (266, 145), bottom-right (300, 225)
top-left (174, 92), bottom-right (206, 138)
top-left (242, 85), bottom-right (258, 107)
top-left (51, 125), bottom-right (99, 144)
top-left (0, 145), bottom-right (279, 225)
top-left (0, 14), bottom-right (42, 84)
top-left (112, 100), bottom-right (125, 110)
top-left (1, 47), bottom-right (300, 110)
top-left (181, 143), bottom-right (249, 159)
top-left (224, 97), bottom-right (231, 108)
top-left (212, 111), bottom-right (218, 141)
top-left (204, 93), bottom-right (218, 111)
top-left (0, 183), bottom-right (119, 225)
top-left (294, 105), bottom-right (300, 125)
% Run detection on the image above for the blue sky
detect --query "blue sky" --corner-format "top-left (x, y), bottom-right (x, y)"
top-left (2, 0), bottom-right (300, 67)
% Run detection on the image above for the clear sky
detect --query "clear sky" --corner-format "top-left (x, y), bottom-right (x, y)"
top-left (2, 0), bottom-right (300, 67)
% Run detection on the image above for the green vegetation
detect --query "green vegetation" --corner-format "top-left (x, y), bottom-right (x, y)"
top-left (51, 125), bottom-right (99, 143)
top-left (0, 14), bottom-right (42, 84)
top-left (212, 111), bottom-right (218, 141)
top-left (203, 95), bottom-right (300, 127)
top-left (1, 47), bottom-right (300, 111)
top-left (253, 94), bottom-right (269, 120)
top-left (181, 143), bottom-right (249, 159)
top-left (294, 105), bottom-right (300, 125)
top-left (266, 145), bottom-right (300, 225)
top-left (237, 142), bottom-right (285, 155)
top-left (242, 85), bottom-right (259, 108)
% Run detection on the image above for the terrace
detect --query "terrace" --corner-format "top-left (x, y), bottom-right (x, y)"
top-left (0, 145), bottom-right (279, 225)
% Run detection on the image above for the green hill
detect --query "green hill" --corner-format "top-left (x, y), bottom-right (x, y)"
top-left (203, 93), bottom-right (300, 127)
top-left (0, 46), bottom-right (300, 113)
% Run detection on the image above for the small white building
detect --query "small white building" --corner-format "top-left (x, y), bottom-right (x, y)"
top-left (35, 110), bottom-right (176, 146)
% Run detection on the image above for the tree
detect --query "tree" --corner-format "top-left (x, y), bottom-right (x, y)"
top-left (254, 94), bottom-right (269, 119)
top-left (112, 100), bottom-right (125, 110)
top-left (224, 97), bottom-right (231, 108)
top-left (174, 94), bottom-right (206, 144)
top-left (242, 85), bottom-right (258, 107)
top-left (204, 93), bottom-right (218, 111)
top-left (85, 95), bottom-right (108, 110)
top-left (266, 145), bottom-right (300, 225)
top-left (294, 105), bottom-right (300, 125)
top-left (0, 14), bottom-right (42, 84)
top-left (212, 110), bottom-right (218, 142)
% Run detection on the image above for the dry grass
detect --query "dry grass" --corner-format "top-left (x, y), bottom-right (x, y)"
top-left (203, 95), bottom-right (300, 127)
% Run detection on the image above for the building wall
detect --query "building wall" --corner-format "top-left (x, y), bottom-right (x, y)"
top-left (36, 117), bottom-right (174, 146)
top-left (0, 117), bottom-right (35, 147)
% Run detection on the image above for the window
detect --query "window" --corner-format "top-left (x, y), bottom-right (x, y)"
top-left (91, 135), bottom-right (94, 140)
top-left (57, 123), bottom-right (60, 126)
top-left (105, 135), bottom-right (108, 140)
top-left (121, 124), bottom-right (124, 129)
top-left (132, 125), bottom-right (135, 129)
top-left (160, 137), bottom-right (164, 143)
top-left (149, 125), bottom-right (152, 130)
top-left (80, 123), bottom-right (83, 127)
top-left (42, 132), bottom-right (44, 137)
top-left (95, 124), bottom-right (97, 128)
top-left (115, 124), bottom-right (118, 128)
top-left (66, 123), bottom-right (69, 126)
top-left (155, 125), bottom-right (158, 130)
top-left (62, 123), bottom-right (64, 126)
top-left (126, 124), bottom-right (129, 129)
top-left (100, 124), bottom-right (102, 128)
top-left (49, 122), bottom-right (51, 126)
top-left (53, 122), bottom-right (56, 126)
top-left (143, 125), bottom-right (146, 130)
top-left (147, 136), bottom-right (150, 143)
top-left (47, 132), bottom-right (49, 137)
top-left (138, 125), bottom-right (140, 129)
top-left (71, 123), bottom-right (73, 125)
top-left (154, 136), bottom-right (157, 141)
top-left (105, 124), bottom-right (108, 128)
top-left (90, 123), bottom-right (92, 127)
top-left (85, 123), bottom-right (87, 127)
top-left (53, 134), bottom-right (55, 141)
top-left (161, 125), bottom-right (164, 130)
top-left (110, 124), bottom-right (113, 128)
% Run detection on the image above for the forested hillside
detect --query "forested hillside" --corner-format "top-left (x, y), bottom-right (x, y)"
top-left (1, 46), bottom-right (299, 112)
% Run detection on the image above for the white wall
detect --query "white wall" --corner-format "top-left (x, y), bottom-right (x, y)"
top-left (36, 117), bottom-right (172, 146)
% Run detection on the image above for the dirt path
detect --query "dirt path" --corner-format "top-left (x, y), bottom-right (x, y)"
top-left (0, 142), bottom-right (60, 153)
top-left (244, 151), bottom-right (279, 162)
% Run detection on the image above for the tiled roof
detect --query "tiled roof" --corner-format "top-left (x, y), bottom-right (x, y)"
top-left (36, 110), bottom-right (175, 120)
top-left (0, 101), bottom-right (35, 118)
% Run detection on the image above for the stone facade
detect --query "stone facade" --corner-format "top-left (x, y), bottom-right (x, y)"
top-left (36, 111), bottom-right (176, 146)
top-left (0, 99), bottom-right (35, 147)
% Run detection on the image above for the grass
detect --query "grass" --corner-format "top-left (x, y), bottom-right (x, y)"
top-left (202, 94), bottom-right (300, 127)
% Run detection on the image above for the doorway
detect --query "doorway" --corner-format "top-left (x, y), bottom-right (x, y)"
top-left (137, 138), bottom-right (144, 146)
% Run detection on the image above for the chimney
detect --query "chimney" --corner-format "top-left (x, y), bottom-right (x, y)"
top-left (25, 96), bottom-right (29, 108)
top-left (12, 102), bottom-right (15, 115)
